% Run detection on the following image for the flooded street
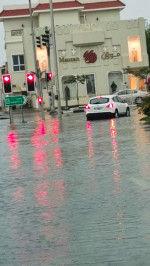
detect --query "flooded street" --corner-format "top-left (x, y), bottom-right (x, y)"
top-left (0, 108), bottom-right (150, 265)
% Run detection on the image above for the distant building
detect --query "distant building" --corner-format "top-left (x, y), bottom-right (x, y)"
top-left (0, 0), bottom-right (149, 108)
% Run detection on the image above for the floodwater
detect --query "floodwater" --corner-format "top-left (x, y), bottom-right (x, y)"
top-left (0, 108), bottom-right (150, 265)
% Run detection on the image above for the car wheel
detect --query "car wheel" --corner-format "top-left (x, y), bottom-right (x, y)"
top-left (135, 96), bottom-right (142, 104)
top-left (125, 107), bottom-right (130, 117)
top-left (114, 109), bottom-right (119, 118)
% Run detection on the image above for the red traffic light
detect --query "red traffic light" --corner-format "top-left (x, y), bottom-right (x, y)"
top-left (47, 72), bottom-right (53, 81)
top-left (3, 74), bottom-right (11, 83)
top-left (38, 97), bottom-right (43, 104)
top-left (48, 73), bottom-right (53, 78)
top-left (2, 74), bottom-right (12, 94)
top-left (27, 73), bottom-right (34, 81)
top-left (26, 73), bottom-right (35, 92)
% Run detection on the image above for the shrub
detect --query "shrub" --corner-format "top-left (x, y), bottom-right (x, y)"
top-left (138, 96), bottom-right (150, 116)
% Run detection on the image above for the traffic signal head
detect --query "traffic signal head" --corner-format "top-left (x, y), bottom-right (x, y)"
top-left (26, 73), bottom-right (35, 92)
top-left (46, 72), bottom-right (53, 81)
top-left (42, 34), bottom-right (49, 47)
top-left (2, 74), bottom-right (12, 94)
top-left (38, 97), bottom-right (43, 104)
top-left (36, 36), bottom-right (41, 48)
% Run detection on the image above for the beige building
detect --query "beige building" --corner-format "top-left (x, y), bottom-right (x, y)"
top-left (0, 0), bottom-right (149, 109)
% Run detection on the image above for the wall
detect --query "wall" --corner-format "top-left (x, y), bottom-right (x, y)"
top-left (83, 10), bottom-right (120, 24)
top-left (38, 10), bottom-right (80, 27)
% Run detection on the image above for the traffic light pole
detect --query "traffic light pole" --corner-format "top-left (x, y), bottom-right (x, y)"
top-left (39, 73), bottom-right (45, 121)
top-left (9, 106), bottom-right (13, 124)
top-left (29, 0), bottom-right (45, 121)
top-left (48, 0), bottom-right (62, 118)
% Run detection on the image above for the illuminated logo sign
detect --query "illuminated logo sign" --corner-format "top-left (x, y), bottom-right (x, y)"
top-left (83, 50), bottom-right (97, 63)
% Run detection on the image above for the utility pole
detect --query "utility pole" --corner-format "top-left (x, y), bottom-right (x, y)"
top-left (28, 0), bottom-right (45, 121)
top-left (48, 0), bottom-right (62, 118)
top-left (29, 0), bottom-right (37, 73)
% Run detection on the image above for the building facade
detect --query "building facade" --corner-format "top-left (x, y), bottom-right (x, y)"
top-left (0, 0), bottom-right (149, 109)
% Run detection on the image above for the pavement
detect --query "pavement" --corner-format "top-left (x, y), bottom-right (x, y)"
top-left (0, 112), bottom-right (9, 119)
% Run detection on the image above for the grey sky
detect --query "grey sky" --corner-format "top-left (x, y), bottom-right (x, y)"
top-left (0, 0), bottom-right (150, 66)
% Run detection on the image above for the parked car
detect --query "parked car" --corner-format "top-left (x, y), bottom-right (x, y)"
top-left (85, 95), bottom-right (130, 120)
top-left (114, 89), bottom-right (149, 104)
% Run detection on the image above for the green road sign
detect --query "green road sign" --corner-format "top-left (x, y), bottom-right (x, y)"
top-left (5, 96), bottom-right (27, 106)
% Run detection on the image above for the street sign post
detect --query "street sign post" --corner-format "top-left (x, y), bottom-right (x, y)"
top-left (5, 96), bottom-right (27, 106)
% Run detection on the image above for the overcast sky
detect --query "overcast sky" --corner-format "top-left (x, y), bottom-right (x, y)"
top-left (0, 0), bottom-right (150, 66)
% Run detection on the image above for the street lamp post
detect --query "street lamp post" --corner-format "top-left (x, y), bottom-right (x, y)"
top-left (48, 0), bottom-right (62, 118)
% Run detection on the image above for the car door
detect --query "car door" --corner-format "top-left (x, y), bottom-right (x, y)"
top-left (112, 96), bottom-right (122, 113)
top-left (126, 90), bottom-right (135, 104)
top-left (117, 96), bottom-right (126, 113)
top-left (117, 90), bottom-right (127, 101)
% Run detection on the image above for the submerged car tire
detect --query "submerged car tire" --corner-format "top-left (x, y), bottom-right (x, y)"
top-left (114, 109), bottom-right (119, 118)
top-left (125, 107), bottom-right (130, 117)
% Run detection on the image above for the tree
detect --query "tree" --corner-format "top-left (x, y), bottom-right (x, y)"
top-left (64, 75), bottom-right (87, 106)
top-left (145, 22), bottom-right (150, 66)
top-left (124, 66), bottom-right (150, 92)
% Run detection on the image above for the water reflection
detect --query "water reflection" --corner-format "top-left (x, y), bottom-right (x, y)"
top-left (31, 119), bottom-right (48, 176)
top-left (86, 121), bottom-right (94, 168)
top-left (110, 119), bottom-right (125, 241)
top-left (50, 118), bottom-right (63, 167)
top-left (31, 117), bottom-right (68, 264)
top-left (7, 126), bottom-right (20, 171)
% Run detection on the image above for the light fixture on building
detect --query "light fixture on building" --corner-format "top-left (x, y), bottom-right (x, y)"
top-left (62, 50), bottom-right (66, 57)
top-left (103, 46), bottom-right (107, 52)
top-left (71, 48), bottom-right (76, 55)
top-left (113, 46), bottom-right (118, 52)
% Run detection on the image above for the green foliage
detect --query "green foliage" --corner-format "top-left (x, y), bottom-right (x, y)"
top-left (125, 66), bottom-right (150, 79)
top-left (64, 75), bottom-right (87, 105)
top-left (64, 75), bottom-right (87, 85)
top-left (145, 23), bottom-right (150, 65)
top-left (139, 96), bottom-right (150, 116)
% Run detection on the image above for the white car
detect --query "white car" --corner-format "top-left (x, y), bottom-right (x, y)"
top-left (114, 89), bottom-right (149, 104)
top-left (85, 95), bottom-right (130, 120)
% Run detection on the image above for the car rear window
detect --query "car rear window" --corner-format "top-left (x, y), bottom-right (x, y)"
top-left (90, 97), bottom-right (109, 104)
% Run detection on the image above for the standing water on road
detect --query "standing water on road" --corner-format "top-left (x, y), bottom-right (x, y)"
top-left (0, 109), bottom-right (150, 265)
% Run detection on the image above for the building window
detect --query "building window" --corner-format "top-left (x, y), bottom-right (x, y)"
top-left (85, 74), bottom-right (95, 95)
top-left (12, 55), bottom-right (25, 71)
top-left (128, 36), bottom-right (142, 63)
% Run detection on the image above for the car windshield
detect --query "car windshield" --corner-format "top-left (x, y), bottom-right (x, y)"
top-left (90, 97), bottom-right (109, 104)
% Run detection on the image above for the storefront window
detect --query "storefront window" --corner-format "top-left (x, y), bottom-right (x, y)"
top-left (85, 74), bottom-right (95, 95)
top-left (128, 36), bottom-right (142, 63)
top-left (36, 46), bottom-right (48, 71)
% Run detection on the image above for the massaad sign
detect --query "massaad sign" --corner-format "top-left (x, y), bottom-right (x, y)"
top-left (59, 51), bottom-right (120, 63)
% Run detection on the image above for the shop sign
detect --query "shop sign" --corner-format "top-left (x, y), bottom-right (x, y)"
top-left (83, 50), bottom-right (97, 63)
top-left (59, 57), bottom-right (80, 63)
top-left (11, 29), bottom-right (23, 36)
top-left (101, 52), bottom-right (120, 60)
